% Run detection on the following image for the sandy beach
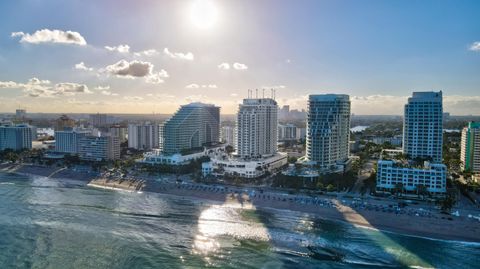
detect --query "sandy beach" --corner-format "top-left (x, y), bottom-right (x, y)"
top-left (1, 163), bottom-right (480, 243)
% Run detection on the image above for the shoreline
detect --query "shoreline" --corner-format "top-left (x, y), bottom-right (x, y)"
top-left (1, 164), bottom-right (480, 243)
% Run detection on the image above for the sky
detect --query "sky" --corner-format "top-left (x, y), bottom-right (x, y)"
top-left (0, 0), bottom-right (479, 115)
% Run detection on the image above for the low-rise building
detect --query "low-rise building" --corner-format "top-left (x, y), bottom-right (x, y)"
top-left (376, 160), bottom-right (447, 194)
top-left (141, 146), bottom-right (224, 165)
top-left (78, 136), bottom-right (120, 161)
top-left (202, 153), bottom-right (288, 178)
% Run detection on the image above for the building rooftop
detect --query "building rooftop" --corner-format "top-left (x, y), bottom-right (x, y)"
top-left (309, 94), bottom-right (350, 101)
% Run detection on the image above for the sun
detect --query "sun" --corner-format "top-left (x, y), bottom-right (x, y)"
top-left (189, 0), bottom-right (219, 30)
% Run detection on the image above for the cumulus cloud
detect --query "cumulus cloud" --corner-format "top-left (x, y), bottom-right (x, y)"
top-left (101, 90), bottom-right (118, 96)
top-left (134, 49), bottom-right (159, 57)
top-left (218, 63), bottom-right (230, 70)
top-left (105, 44), bottom-right (130, 53)
top-left (469, 41), bottom-right (480, 51)
top-left (185, 84), bottom-right (217, 89)
top-left (233, 62), bottom-right (248, 70)
top-left (75, 62), bottom-right (93, 71)
top-left (11, 29), bottom-right (87, 45)
top-left (94, 85), bottom-right (110, 90)
top-left (163, 48), bottom-right (194, 60)
top-left (218, 62), bottom-right (248, 70)
top-left (103, 59), bottom-right (168, 84)
top-left (0, 77), bottom-right (90, 97)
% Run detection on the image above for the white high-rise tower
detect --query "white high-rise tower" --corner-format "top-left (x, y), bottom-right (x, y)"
top-left (403, 91), bottom-right (443, 163)
top-left (236, 97), bottom-right (278, 159)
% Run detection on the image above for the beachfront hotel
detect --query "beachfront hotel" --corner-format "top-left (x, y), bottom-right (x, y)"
top-left (403, 91), bottom-right (443, 163)
top-left (78, 135), bottom-right (120, 161)
top-left (128, 123), bottom-right (160, 150)
top-left (235, 97), bottom-right (278, 158)
top-left (161, 102), bottom-right (220, 155)
top-left (0, 123), bottom-right (34, 151)
top-left (55, 128), bottom-right (91, 154)
top-left (305, 94), bottom-right (351, 172)
top-left (203, 95), bottom-right (287, 178)
top-left (377, 91), bottom-right (447, 195)
top-left (460, 122), bottom-right (480, 173)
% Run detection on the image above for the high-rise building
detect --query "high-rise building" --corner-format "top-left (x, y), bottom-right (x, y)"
top-left (15, 109), bottom-right (27, 119)
top-left (161, 103), bottom-right (220, 155)
top-left (0, 124), bottom-right (33, 151)
top-left (221, 126), bottom-right (235, 147)
top-left (236, 98), bottom-right (278, 158)
top-left (376, 91), bottom-right (446, 195)
top-left (108, 125), bottom-right (128, 143)
top-left (78, 136), bottom-right (120, 161)
top-left (305, 94), bottom-right (351, 171)
top-left (403, 91), bottom-right (443, 163)
top-left (54, 114), bottom-right (76, 131)
top-left (460, 122), bottom-right (480, 173)
top-left (55, 128), bottom-right (91, 154)
top-left (278, 124), bottom-right (297, 141)
top-left (89, 113), bottom-right (108, 128)
top-left (128, 123), bottom-right (159, 150)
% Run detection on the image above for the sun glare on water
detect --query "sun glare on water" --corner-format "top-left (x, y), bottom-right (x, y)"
top-left (189, 0), bottom-right (219, 29)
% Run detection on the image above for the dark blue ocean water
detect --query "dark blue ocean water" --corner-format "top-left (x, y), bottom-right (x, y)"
top-left (1, 173), bottom-right (479, 269)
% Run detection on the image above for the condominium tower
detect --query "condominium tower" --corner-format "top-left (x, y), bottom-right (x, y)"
top-left (305, 94), bottom-right (351, 171)
top-left (78, 136), bottom-right (120, 161)
top-left (161, 103), bottom-right (220, 155)
top-left (128, 123), bottom-right (159, 150)
top-left (403, 91), bottom-right (443, 163)
top-left (460, 122), bottom-right (480, 173)
top-left (0, 124), bottom-right (33, 151)
top-left (236, 98), bottom-right (278, 159)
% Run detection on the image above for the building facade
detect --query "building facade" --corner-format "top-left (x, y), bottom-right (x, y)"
top-left (161, 103), bottom-right (220, 155)
top-left (221, 126), bottom-right (235, 147)
top-left (460, 122), bottom-right (480, 173)
top-left (376, 160), bottom-right (447, 194)
top-left (89, 113), bottom-right (108, 128)
top-left (128, 123), bottom-right (159, 150)
top-left (54, 114), bottom-right (76, 131)
top-left (403, 91), bottom-right (443, 163)
top-left (305, 94), bottom-right (351, 171)
top-left (55, 129), bottom-right (91, 154)
top-left (236, 98), bottom-right (278, 159)
top-left (0, 124), bottom-right (33, 151)
top-left (278, 124), bottom-right (297, 141)
top-left (78, 136), bottom-right (120, 161)
top-left (108, 125), bottom-right (128, 143)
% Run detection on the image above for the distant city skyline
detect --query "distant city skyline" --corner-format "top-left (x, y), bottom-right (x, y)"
top-left (0, 0), bottom-right (479, 115)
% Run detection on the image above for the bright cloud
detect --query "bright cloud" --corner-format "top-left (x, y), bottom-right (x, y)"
top-left (163, 48), bottom-right (194, 60)
top-left (105, 44), bottom-right (130, 53)
top-left (185, 83), bottom-right (217, 89)
top-left (469, 41), bottom-right (480, 51)
top-left (11, 29), bottom-right (87, 45)
top-left (134, 49), bottom-right (159, 57)
top-left (74, 62), bottom-right (93, 71)
top-left (218, 63), bottom-right (230, 70)
top-left (233, 62), bottom-right (248, 70)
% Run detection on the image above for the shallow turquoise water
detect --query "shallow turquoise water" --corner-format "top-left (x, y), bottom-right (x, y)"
top-left (0, 173), bottom-right (479, 268)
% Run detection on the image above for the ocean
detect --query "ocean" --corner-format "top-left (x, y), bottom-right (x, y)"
top-left (1, 172), bottom-right (479, 269)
